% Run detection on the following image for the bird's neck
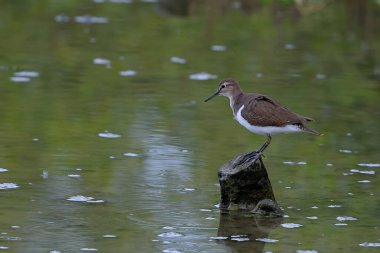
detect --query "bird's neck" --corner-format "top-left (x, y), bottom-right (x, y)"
top-left (228, 92), bottom-right (244, 117)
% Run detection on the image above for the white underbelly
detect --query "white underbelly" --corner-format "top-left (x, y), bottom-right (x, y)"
top-left (235, 105), bottom-right (302, 135)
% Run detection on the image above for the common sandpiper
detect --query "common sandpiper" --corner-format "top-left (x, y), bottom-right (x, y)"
top-left (204, 78), bottom-right (320, 158)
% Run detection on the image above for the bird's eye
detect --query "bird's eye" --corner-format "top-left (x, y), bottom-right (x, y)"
top-left (221, 84), bottom-right (226, 88)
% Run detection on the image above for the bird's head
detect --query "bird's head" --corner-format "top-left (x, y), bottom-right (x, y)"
top-left (204, 78), bottom-right (240, 102)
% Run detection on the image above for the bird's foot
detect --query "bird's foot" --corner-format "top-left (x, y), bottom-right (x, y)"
top-left (241, 150), bottom-right (263, 164)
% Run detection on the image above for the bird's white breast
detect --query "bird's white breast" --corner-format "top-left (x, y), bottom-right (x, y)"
top-left (235, 105), bottom-right (302, 135)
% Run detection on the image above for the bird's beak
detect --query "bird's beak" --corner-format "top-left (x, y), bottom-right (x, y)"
top-left (204, 89), bottom-right (220, 102)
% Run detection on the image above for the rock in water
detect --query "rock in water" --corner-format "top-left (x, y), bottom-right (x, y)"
top-left (218, 152), bottom-right (282, 216)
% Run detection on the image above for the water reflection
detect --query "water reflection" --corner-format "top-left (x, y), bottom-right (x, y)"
top-left (217, 211), bottom-right (282, 253)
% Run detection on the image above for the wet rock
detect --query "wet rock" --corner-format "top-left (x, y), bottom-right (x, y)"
top-left (218, 152), bottom-right (282, 216)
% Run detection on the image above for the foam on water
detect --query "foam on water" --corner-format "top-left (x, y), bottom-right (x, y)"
top-left (0, 183), bottom-right (19, 190)
top-left (189, 72), bottom-right (217, 80)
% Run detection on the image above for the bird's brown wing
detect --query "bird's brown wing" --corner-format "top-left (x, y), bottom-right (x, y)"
top-left (241, 94), bottom-right (307, 127)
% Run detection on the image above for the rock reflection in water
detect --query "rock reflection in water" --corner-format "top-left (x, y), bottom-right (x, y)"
top-left (216, 211), bottom-right (282, 253)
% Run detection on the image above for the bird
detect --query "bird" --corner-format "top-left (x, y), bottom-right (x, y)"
top-left (204, 78), bottom-right (320, 159)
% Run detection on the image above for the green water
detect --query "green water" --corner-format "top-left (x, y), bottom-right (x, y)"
top-left (0, 1), bottom-right (379, 252)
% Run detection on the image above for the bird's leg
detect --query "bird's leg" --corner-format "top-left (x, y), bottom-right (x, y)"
top-left (257, 134), bottom-right (272, 154)
top-left (242, 135), bottom-right (272, 162)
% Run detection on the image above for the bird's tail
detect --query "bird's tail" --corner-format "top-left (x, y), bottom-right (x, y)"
top-left (302, 125), bottom-right (321, 135)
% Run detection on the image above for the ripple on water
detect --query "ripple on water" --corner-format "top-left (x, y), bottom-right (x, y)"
top-left (281, 223), bottom-right (303, 229)
top-left (158, 232), bottom-right (183, 238)
top-left (336, 216), bottom-right (357, 221)
top-left (358, 163), bottom-right (380, 167)
top-left (75, 15), bottom-right (108, 24)
top-left (119, 70), bottom-right (137, 76)
top-left (80, 248), bottom-right (98, 251)
top-left (14, 71), bottom-right (39, 77)
top-left (170, 56), bottom-right (187, 64)
top-left (97, 131), bottom-right (121, 138)
top-left (189, 72), bottom-right (217, 80)
top-left (255, 238), bottom-right (279, 243)
top-left (123, 152), bottom-right (139, 157)
top-left (10, 76), bottom-right (31, 82)
top-left (0, 183), bottom-right (19, 190)
top-left (102, 234), bottom-right (117, 238)
top-left (350, 169), bottom-right (375, 175)
top-left (296, 250), bottom-right (318, 253)
top-left (210, 45), bottom-right (226, 51)
top-left (0, 246), bottom-right (9, 250)
top-left (163, 249), bottom-right (183, 253)
top-left (0, 168), bottom-right (8, 172)
top-left (66, 195), bottom-right (104, 203)
top-left (210, 236), bottom-right (228, 240)
top-left (231, 235), bottom-right (250, 242)
top-left (359, 242), bottom-right (380, 247)
top-left (283, 161), bottom-right (307, 165)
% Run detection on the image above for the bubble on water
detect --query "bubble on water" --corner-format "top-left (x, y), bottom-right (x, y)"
top-left (102, 234), bottom-right (117, 238)
top-left (328, 205), bottom-right (341, 208)
top-left (170, 56), bottom-right (187, 64)
top-left (55, 14), bottom-right (70, 23)
top-left (97, 131), bottom-right (121, 138)
top-left (119, 70), bottom-right (137, 76)
top-left (41, 170), bottom-right (49, 179)
top-left (315, 73), bottom-right (326, 80)
top-left (283, 161), bottom-right (307, 165)
top-left (0, 183), bottom-right (19, 190)
top-left (75, 15), bottom-right (108, 24)
top-left (350, 169), bottom-right (375, 175)
top-left (296, 250), bottom-right (318, 253)
top-left (210, 45), bottom-right (226, 51)
top-left (68, 174), bottom-right (81, 178)
top-left (306, 216), bottom-right (318, 220)
top-left (32, 138), bottom-right (40, 142)
top-left (339, 149), bottom-right (352, 154)
top-left (10, 76), bottom-right (31, 82)
top-left (158, 232), bottom-right (183, 238)
top-left (358, 163), bottom-right (380, 167)
top-left (93, 58), bottom-right (111, 67)
top-left (359, 242), bottom-right (380, 247)
top-left (326, 163), bottom-right (333, 167)
top-left (346, 132), bottom-right (352, 136)
top-left (189, 72), bottom-right (217, 80)
top-left (336, 216), bottom-right (357, 221)
top-left (358, 180), bottom-right (371, 183)
top-left (281, 223), bottom-right (303, 228)
top-left (123, 152), bottom-right (139, 157)
top-left (284, 43), bottom-right (296, 50)
top-left (0, 168), bottom-right (8, 172)
top-left (210, 236), bottom-right (228, 240)
top-left (255, 238), bottom-right (278, 243)
top-left (80, 248), bottom-right (98, 251)
top-left (14, 71), bottom-right (39, 77)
